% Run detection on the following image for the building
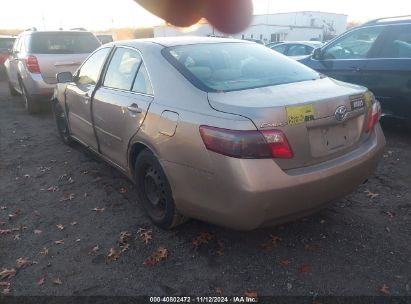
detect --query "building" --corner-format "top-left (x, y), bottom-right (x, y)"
top-left (154, 11), bottom-right (348, 43)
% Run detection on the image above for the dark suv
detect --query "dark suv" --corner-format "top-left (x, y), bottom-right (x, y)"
top-left (299, 16), bottom-right (411, 125)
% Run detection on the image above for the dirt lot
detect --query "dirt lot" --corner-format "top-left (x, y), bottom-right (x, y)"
top-left (0, 79), bottom-right (410, 298)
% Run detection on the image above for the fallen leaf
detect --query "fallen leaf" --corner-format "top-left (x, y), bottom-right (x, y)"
top-left (0, 282), bottom-right (10, 288)
top-left (192, 232), bottom-right (213, 248)
top-left (16, 257), bottom-right (32, 269)
top-left (89, 245), bottom-right (100, 254)
top-left (14, 234), bottom-right (20, 241)
top-left (243, 290), bottom-right (258, 299)
top-left (37, 274), bottom-right (47, 285)
top-left (121, 243), bottom-right (129, 252)
top-left (0, 206), bottom-right (7, 210)
top-left (320, 219), bottom-right (326, 224)
top-left (304, 244), bottom-right (321, 252)
top-left (0, 269), bottom-right (16, 280)
top-left (23, 174), bottom-right (31, 178)
top-left (144, 246), bottom-right (169, 266)
top-left (54, 240), bottom-right (64, 245)
top-left (379, 284), bottom-right (390, 295)
top-left (56, 224), bottom-right (64, 230)
top-left (281, 260), bottom-right (291, 267)
top-left (215, 287), bottom-right (223, 294)
top-left (92, 207), bottom-right (105, 213)
top-left (261, 234), bottom-right (282, 250)
top-left (34, 229), bottom-right (42, 235)
top-left (2, 287), bottom-right (11, 295)
top-left (8, 209), bottom-right (22, 220)
top-left (52, 278), bottom-right (62, 285)
top-left (60, 193), bottom-right (75, 201)
top-left (47, 186), bottom-right (59, 192)
top-left (75, 239), bottom-right (81, 242)
top-left (298, 265), bottom-right (310, 273)
top-left (385, 211), bottom-right (395, 218)
top-left (139, 230), bottom-right (153, 245)
top-left (39, 167), bottom-right (51, 173)
top-left (40, 247), bottom-right (49, 256)
top-left (0, 229), bottom-right (12, 236)
top-left (216, 240), bottom-right (225, 256)
top-left (107, 248), bottom-right (121, 261)
top-left (68, 177), bottom-right (75, 184)
top-left (365, 189), bottom-right (379, 199)
top-left (119, 187), bottom-right (128, 194)
top-left (70, 221), bottom-right (77, 226)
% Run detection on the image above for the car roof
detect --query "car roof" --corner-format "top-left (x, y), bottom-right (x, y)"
top-left (111, 36), bottom-right (251, 48)
top-left (274, 41), bottom-right (323, 47)
top-left (362, 15), bottom-right (411, 26)
top-left (19, 30), bottom-right (95, 37)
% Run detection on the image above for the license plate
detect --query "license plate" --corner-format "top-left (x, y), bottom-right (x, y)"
top-left (351, 98), bottom-right (364, 110)
top-left (286, 104), bottom-right (315, 126)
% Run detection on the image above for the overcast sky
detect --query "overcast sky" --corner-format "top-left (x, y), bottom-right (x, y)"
top-left (0, 0), bottom-right (410, 30)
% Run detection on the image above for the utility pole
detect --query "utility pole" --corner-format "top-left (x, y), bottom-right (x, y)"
top-left (42, 13), bottom-right (46, 30)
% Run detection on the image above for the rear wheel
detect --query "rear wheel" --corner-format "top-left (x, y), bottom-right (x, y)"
top-left (8, 80), bottom-right (19, 96)
top-left (134, 149), bottom-right (188, 229)
top-left (20, 81), bottom-right (40, 114)
top-left (53, 102), bottom-right (73, 145)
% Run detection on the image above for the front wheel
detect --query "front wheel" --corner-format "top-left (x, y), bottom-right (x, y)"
top-left (134, 149), bottom-right (188, 229)
top-left (53, 102), bottom-right (73, 145)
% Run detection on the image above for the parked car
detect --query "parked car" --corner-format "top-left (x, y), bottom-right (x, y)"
top-left (270, 41), bottom-right (324, 58)
top-left (299, 16), bottom-right (411, 126)
top-left (0, 35), bottom-right (15, 79)
top-left (96, 34), bottom-right (114, 44)
top-left (52, 37), bottom-right (385, 230)
top-left (5, 29), bottom-right (101, 113)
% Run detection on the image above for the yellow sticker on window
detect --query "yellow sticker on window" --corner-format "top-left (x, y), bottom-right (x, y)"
top-left (286, 104), bottom-right (315, 126)
top-left (364, 91), bottom-right (373, 108)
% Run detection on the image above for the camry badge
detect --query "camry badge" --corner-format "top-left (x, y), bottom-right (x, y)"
top-left (335, 105), bottom-right (348, 122)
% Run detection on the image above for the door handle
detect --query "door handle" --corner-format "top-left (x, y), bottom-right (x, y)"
top-left (127, 104), bottom-right (142, 114)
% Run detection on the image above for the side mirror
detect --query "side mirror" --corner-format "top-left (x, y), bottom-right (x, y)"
top-left (312, 47), bottom-right (322, 60)
top-left (57, 71), bottom-right (73, 83)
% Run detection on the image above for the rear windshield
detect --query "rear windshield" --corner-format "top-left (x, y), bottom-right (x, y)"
top-left (30, 32), bottom-right (101, 54)
top-left (0, 38), bottom-right (15, 50)
top-left (163, 42), bottom-right (320, 92)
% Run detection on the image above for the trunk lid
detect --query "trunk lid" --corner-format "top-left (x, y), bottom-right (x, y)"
top-left (35, 53), bottom-right (89, 84)
top-left (207, 77), bottom-right (370, 170)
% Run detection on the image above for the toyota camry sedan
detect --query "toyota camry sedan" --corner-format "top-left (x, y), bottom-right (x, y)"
top-left (52, 37), bottom-right (385, 230)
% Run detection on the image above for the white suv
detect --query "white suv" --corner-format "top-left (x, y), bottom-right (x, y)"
top-left (5, 29), bottom-right (101, 113)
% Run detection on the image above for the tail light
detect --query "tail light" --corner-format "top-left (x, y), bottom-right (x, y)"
top-left (365, 101), bottom-right (381, 133)
top-left (26, 55), bottom-right (41, 73)
top-left (199, 126), bottom-right (293, 159)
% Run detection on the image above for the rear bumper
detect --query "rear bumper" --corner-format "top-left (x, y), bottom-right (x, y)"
top-left (21, 72), bottom-right (55, 99)
top-left (162, 125), bottom-right (386, 230)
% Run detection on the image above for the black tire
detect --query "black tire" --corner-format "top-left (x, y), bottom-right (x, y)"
top-left (53, 102), bottom-right (73, 145)
top-left (20, 81), bottom-right (40, 114)
top-left (134, 149), bottom-right (188, 229)
top-left (8, 80), bottom-right (19, 96)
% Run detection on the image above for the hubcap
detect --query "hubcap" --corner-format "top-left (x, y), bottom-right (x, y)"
top-left (143, 166), bottom-right (166, 218)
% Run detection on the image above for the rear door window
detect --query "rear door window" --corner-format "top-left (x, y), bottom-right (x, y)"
top-left (103, 47), bottom-right (142, 91)
top-left (132, 63), bottom-right (153, 95)
top-left (30, 32), bottom-right (101, 54)
top-left (271, 44), bottom-right (287, 54)
top-left (287, 44), bottom-right (310, 56)
top-left (377, 25), bottom-right (411, 58)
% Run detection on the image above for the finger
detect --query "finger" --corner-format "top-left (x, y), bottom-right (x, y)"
top-left (206, 0), bottom-right (253, 34)
top-left (134, 0), bottom-right (253, 33)
top-left (135, 0), bottom-right (204, 28)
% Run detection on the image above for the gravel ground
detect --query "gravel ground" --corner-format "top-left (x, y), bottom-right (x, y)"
top-left (0, 80), bottom-right (410, 298)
